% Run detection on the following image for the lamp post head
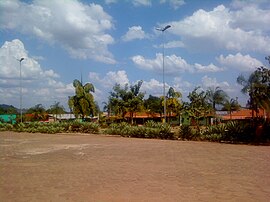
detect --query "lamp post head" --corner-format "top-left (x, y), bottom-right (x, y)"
top-left (20, 58), bottom-right (25, 62)
top-left (162, 25), bottom-right (171, 31)
top-left (156, 25), bottom-right (171, 32)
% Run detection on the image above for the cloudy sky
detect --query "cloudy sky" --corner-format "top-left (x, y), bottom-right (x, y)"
top-left (1, 0), bottom-right (270, 110)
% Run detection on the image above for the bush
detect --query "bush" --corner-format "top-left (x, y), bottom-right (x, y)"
top-left (201, 124), bottom-right (227, 142)
top-left (178, 125), bottom-right (195, 140)
top-left (1, 121), bottom-right (99, 134)
top-left (105, 121), bottom-right (174, 139)
top-left (223, 121), bottom-right (255, 143)
top-left (0, 123), bottom-right (13, 131)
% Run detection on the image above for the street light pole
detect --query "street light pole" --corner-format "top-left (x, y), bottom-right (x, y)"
top-left (156, 25), bottom-right (171, 123)
top-left (18, 57), bottom-right (24, 123)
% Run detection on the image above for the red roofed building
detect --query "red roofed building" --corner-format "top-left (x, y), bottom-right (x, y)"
top-left (222, 108), bottom-right (267, 121)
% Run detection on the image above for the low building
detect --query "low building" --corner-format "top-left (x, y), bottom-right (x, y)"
top-left (48, 114), bottom-right (76, 122)
top-left (221, 108), bottom-right (266, 121)
top-left (0, 114), bottom-right (17, 124)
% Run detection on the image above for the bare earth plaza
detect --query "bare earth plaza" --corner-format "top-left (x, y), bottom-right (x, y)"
top-left (1, 132), bottom-right (269, 202)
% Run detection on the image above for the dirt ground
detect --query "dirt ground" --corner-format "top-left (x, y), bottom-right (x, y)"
top-left (0, 131), bottom-right (270, 202)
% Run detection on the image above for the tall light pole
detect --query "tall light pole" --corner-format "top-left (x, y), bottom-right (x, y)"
top-left (156, 25), bottom-right (171, 123)
top-left (18, 57), bottom-right (24, 123)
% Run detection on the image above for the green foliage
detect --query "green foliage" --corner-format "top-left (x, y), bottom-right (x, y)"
top-left (221, 121), bottom-right (251, 142)
top-left (0, 121), bottom-right (99, 134)
top-left (68, 79), bottom-right (95, 118)
top-left (105, 121), bottom-right (174, 139)
top-left (107, 81), bottom-right (145, 123)
top-left (0, 123), bottom-right (13, 131)
top-left (222, 98), bottom-right (241, 118)
top-left (206, 87), bottom-right (228, 110)
top-left (68, 121), bottom-right (100, 133)
top-left (47, 102), bottom-right (65, 115)
top-left (166, 87), bottom-right (182, 117)
top-left (185, 87), bottom-right (212, 126)
top-left (237, 57), bottom-right (270, 116)
top-left (178, 120), bottom-right (270, 143)
top-left (0, 104), bottom-right (18, 114)
top-left (201, 124), bottom-right (227, 142)
top-left (26, 104), bottom-right (46, 114)
top-left (144, 95), bottom-right (163, 115)
top-left (178, 125), bottom-right (195, 140)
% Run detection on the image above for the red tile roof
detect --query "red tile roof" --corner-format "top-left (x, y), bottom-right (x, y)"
top-left (222, 108), bottom-right (265, 120)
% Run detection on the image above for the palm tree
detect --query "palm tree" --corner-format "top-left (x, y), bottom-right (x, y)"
top-left (47, 102), bottom-right (65, 121)
top-left (68, 79), bottom-right (95, 119)
top-left (206, 87), bottom-right (228, 110)
top-left (237, 72), bottom-right (261, 119)
top-left (237, 56), bottom-right (270, 120)
top-left (222, 97), bottom-right (241, 120)
top-left (166, 87), bottom-right (182, 122)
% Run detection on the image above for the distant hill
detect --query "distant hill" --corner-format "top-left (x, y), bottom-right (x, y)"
top-left (0, 104), bottom-right (17, 109)
top-left (0, 104), bottom-right (18, 114)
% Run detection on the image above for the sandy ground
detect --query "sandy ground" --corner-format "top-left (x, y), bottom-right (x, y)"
top-left (0, 131), bottom-right (270, 202)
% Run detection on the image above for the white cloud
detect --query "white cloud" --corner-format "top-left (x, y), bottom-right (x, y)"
top-left (122, 26), bottom-right (148, 42)
top-left (0, 0), bottom-right (115, 64)
top-left (200, 75), bottom-right (243, 101)
top-left (42, 70), bottom-right (60, 78)
top-left (160, 0), bottom-right (185, 9)
top-left (217, 53), bottom-right (263, 72)
top-left (89, 70), bottom-right (129, 88)
top-left (230, 6), bottom-right (270, 32)
top-left (141, 79), bottom-right (164, 96)
top-left (132, 53), bottom-right (192, 74)
top-left (132, 0), bottom-right (151, 6)
top-left (168, 0), bottom-right (185, 9)
top-left (194, 63), bottom-right (224, 73)
top-left (0, 39), bottom-right (73, 109)
top-left (164, 40), bottom-right (185, 48)
top-left (167, 4), bottom-right (270, 53)
top-left (172, 77), bottom-right (193, 95)
top-left (230, 0), bottom-right (269, 9)
top-left (88, 70), bottom-right (130, 104)
top-left (105, 0), bottom-right (118, 4)
top-left (201, 76), bottom-right (230, 89)
top-left (132, 53), bottom-right (223, 74)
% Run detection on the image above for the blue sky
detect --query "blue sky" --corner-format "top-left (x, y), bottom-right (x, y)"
top-left (1, 0), bottom-right (270, 110)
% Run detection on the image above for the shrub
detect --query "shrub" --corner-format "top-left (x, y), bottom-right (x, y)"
top-left (79, 122), bottom-right (100, 134)
top-left (144, 120), bottom-right (158, 128)
top-left (223, 121), bottom-right (255, 143)
top-left (178, 125), bottom-right (194, 140)
top-left (105, 121), bottom-right (174, 139)
top-left (0, 123), bottom-right (13, 131)
top-left (201, 124), bottom-right (227, 142)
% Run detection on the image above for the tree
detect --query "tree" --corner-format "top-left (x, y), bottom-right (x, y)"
top-left (237, 56), bottom-right (270, 118)
top-left (206, 86), bottom-right (228, 110)
top-left (108, 83), bottom-right (129, 118)
top-left (237, 71), bottom-right (260, 118)
top-left (253, 66), bottom-right (270, 112)
top-left (47, 102), bottom-right (65, 121)
top-left (25, 104), bottom-right (47, 121)
top-left (26, 104), bottom-right (46, 114)
top-left (185, 87), bottom-right (212, 126)
top-left (166, 87), bottom-right (182, 122)
top-left (222, 97), bottom-right (241, 120)
top-left (144, 95), bottom-right (163, 116)
top-left (68, 79), bottom-right (95, 119)
top-left (108, 81), bottom-right (145, 124)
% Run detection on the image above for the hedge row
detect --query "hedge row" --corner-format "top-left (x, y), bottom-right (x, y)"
top-left (105, 121), bottom-right (174, 139)
top-left (178, 120), bottom-right (270, 143)
top-left (0, 121), bottom-right (99, 134)
top-left (1, 119), bottom-right (269, 143)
